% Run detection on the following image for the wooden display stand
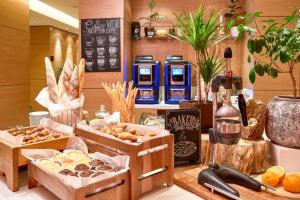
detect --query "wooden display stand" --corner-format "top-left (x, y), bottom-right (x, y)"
top-left (0, 127), bottom-right (69, 191)
top-left (28, 162), bottom-right (130, 200)
top-left (75, 127), bottom-right (174, 200)
top-left (201, 134), bottom-right (268, 175)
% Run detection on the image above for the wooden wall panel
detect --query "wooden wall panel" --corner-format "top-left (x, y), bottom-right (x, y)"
top-left (83, 88), bottom-right (112, 118)
top-left (0, 0), bottom-right (29, 31)
top-left (0, 26), bottom-right (29, 86)
top-left (0, 84), bottom-right (29, 129)
top-left (244, 0), bottom-right (300, 16)
top-left (30, 80), bottom-right (47, 111)
top-left (79, 0), bottom-right (124, 19)
top-left (0, 0), bottom-right (29, 128)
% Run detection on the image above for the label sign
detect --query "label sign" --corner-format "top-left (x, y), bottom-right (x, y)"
top-left (81, 18), bottom-right (121, 72)
top-left (165, 109), bottom-right (201, 166)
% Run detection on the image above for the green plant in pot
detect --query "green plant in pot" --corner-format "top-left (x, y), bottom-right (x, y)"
top-left (224, 0), bottom-right (256, 40)
top-left (246, 11), bottom-right (300, 148)
top-left (137, 0), bottom-right (162, 37)
top-left (170, 5), bottom-right (228, 132)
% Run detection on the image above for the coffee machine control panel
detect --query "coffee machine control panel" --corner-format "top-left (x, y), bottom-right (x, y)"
top-left (138, 65), bottom-right (153, 85)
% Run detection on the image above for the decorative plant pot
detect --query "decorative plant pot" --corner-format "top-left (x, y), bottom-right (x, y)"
top-left (179, 100), bottom-right (221, 133)
top-left (266, 96), bottom-right (300, 149)
top-left (230, 26), bottom-right (239, 38)
top-left (144, 27), bottom-right (155, 37)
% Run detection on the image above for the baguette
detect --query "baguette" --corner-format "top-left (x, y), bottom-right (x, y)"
top-left (69, 65), bottom-right (79, 100)
top-left (45, 57), bottom-right (59, 103)
top-left (58, 58), bottom-right (73, 98)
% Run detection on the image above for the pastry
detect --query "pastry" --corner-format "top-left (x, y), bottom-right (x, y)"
top-left (69, 65), bottom-right (79, 100)
top-left (79, 170), bottom-right (95, 178)
top-left (77, 157), bottom-right (92, 165)
top-left (36, 159), bottom-right (61, 172)
top-left (91, 171), bottom-right (104, 178)
top-left (61, 158), bottom-right (74, 164)
top-left (96, 164), bottom-right (114, 172)
top-left (128, 128), bottom-right (136, 134)
top-left (52, 153), bottom-right (69, 162)
top-left (74, 163), bottom-right (90, 172)
top-left (147, 131), bottom-right (156, 137)
top-left (59, 169), bottom-right (77, 176)
top-left (62, 163), bottom-right (76, 170)
top-left (45, 57), bottom-right (59, 103)
top-left (89, 159), bottom-right (105, 168)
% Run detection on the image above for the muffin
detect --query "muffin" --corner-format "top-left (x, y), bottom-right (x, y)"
top-left (96, 164), bottom-right (114, 172)
top-left (59, 169), bottom-right (77, 176)
top-left (74, 163), bottom-right (90, 172)
top-left (89, 159), bottom-right (105, 168)
top-left (91, 171), bottom-right (104, 178)
top-left (78, 170), bottom-right (95, 178)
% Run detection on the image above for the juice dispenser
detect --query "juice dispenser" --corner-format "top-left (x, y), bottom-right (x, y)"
top-left (132, 55), bottom-right (160, 104)
top-left (164, 55), bottom-right (191, 104)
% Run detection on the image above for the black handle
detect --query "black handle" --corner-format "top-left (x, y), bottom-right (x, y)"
top-left (198, 168), bottom-right (240, 197)
top-left (215, 166), bottom-right (261, 191)
top-left (238, 94), bottom-right (248, 126)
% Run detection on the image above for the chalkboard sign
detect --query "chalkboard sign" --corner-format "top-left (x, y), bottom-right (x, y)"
top-left (165, 109), bottom-right (201, 166)
top-left (81, 18), bottom-right (121, 72)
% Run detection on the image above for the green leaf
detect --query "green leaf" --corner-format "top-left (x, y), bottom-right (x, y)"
top-left (247, 39), bottom-right (254, 54)
top-left (284, 9), bottom-right (297, 23)
top-left (270, 68), bottom-right (278, 78)
top-left (254, 62), bottom-right (264, 76)
top-left (252, 11), bottom-right (262, 17)
top-left (249, 68), bottom-right (256, 84)
top-left (226, 19), bottom-right (235, 29)
top-left (264, 64), bottom-right (270, 72)
top-left (253, 39), bottom-right (263, 53)
top-left (279, 51), bottom-right (289, 63)
top-left (247, 54), bottom-right (251, 63)
top-left (224, 13), bottom-right (234, 18)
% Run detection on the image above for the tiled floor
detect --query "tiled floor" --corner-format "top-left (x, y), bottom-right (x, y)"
top-left (0, 169), bottom-right (202, 200)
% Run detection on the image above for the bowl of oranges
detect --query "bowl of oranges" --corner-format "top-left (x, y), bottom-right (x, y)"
top-left (256, 166), bottom-right (300, 198)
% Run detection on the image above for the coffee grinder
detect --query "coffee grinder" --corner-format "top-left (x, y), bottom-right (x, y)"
top-left (132, 55), bottom-right (160, 104)
top-left (164, 55), bottom-right (191, 104)
top-left (198, 47), bottom-right (274, 200)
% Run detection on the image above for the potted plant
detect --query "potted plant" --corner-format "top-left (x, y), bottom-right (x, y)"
top-left (224, 0), bottom-right (254, 39)
top-left (170, 5), bottom-right (228, 132)
top-left (137, 0), bottom-right (161, 37)
top-left (201, 50), bottom-right (224, 101)
top-left (246, 10), bottom-right (300, 148)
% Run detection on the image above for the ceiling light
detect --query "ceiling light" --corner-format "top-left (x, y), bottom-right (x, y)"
top-left (29, 0), bottom-right (79, 28)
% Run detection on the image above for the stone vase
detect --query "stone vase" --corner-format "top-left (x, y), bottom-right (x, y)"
top-left (266, 96), bottom-right (300, 149)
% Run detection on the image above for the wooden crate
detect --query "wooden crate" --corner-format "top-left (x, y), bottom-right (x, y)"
top-left (28, 162), bottom-right (130, 200)
top-left (75, 127), bottom-right (174, 200)
top-left (0, 127), bottom-right (69, 191)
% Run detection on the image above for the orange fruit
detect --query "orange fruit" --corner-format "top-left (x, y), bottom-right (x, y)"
top-left (282, 173), bottom-right (300, 193)
top-left (262, 171), bottom-right (280, 187)
top-left (267, 166), bottom-right (285, 181)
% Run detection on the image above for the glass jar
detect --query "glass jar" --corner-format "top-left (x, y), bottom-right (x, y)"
top-left (95, 105), bottom-right (109, 119)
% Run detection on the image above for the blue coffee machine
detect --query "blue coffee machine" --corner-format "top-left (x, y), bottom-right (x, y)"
top-left (164, 55), bottom-right (191, 104)
top-left (132, 55), bottom-right (160, 104)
